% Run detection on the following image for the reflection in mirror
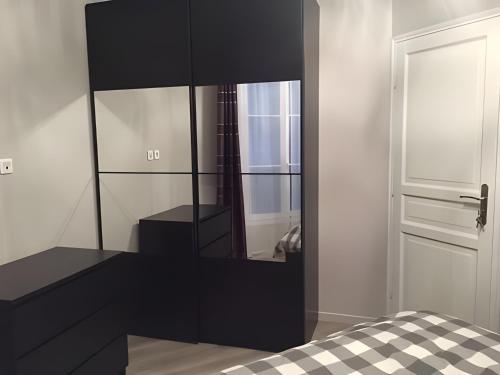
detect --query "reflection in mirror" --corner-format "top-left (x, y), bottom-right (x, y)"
top-left (196, 80), bottom-right (301, 263)
top-left (196, 81), bottom-right (301, 174)
top-left (100, 173), bottom-right (193, 252)
top-left (198, 173), bottom-right (301, 262)
top-left (95, 86), bottom-right (192, 173)
top-left (242, 175), bottom-right (301, 262)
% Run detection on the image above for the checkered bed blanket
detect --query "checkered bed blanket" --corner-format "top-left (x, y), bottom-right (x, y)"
top-left (221, 311), bottom-right (500, 374)
top-left (274, 225), bottom-right (302, 260)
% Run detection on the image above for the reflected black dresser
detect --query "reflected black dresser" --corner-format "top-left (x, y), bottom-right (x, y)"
top-left (0, 248), bottom-right (129, 375)
top-left (131, 204), bottom-right (230, 342)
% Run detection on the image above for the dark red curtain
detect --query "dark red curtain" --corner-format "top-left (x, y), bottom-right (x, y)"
top-left (216, 84), bottom-right (247, 259)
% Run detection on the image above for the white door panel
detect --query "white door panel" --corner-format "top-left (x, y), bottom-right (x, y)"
top-left (390, 17), bottom-right (500, 329)
top-left (404, 196), bottom-right (479, 233)
top-left (404, 38), bottom-right (485, 189)
top-left (401, 234), bottom-right (477, 323)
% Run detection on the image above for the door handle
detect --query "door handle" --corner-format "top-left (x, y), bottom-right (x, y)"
top-left (459, 196), bottom-right (486, 201)
top-left (460, 184), bottom-right (489, 228)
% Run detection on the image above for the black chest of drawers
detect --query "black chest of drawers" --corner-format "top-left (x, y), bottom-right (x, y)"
top-left (130, 204), bottom-right (230, 342)
top-left (0, 247), bottom-right (129, 375)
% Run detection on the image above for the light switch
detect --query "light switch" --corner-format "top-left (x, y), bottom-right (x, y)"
top-left (154, 150), bottom-right (160, 160)
top-left (147, 150), bottom-right (154, 161)
top-left (0, 159), bottom-right (13, 175)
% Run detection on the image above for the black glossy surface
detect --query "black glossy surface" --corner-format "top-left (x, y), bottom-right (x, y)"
top-left (200, 255), bottom-right (304, 352)
top-left (85, 0), bottom-right (191, 90)
top-left (0, 302), bottom-right (14, 374)
top-left (303, 0), bottom-right (320, 341)
top-left (128, 255), bottom-right (198, 343)
top-left (135, 207), bottom-right (198, 342)
top-left (0, 248), bottom-right (129, 375)
top-left (0, 248), bottom-right (120, 303)
top-left (200, 233), bottom-right (232, 259)
top-left (11, 256), bottom-right (125, 358)
top-left (190, 0), bottom-right (303, 85)
top-left (134, 205), bottom-right (231, 342)
top-left (72, 336), bottom-right (128, 375)
top-left (199, 210), bottom-right (231, 248)
top-left (142, 205), bottom-right (230, 223)
top-left (17, 305), bottom-right (128, 375)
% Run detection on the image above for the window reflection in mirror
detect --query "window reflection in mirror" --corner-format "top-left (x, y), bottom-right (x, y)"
top-left (198, 174), bottom-right (301, 262)
top-left (196, 81), bottom-right (301, 263)
top-left (196, 81), bottom-right (301, 174)
top-left (242, 175), bottom-right (301, 262)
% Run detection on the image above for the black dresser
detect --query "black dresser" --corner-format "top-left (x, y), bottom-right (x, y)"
top-left (130, 204), bottom-right (230, 342)
top-left (0, 248), bottom-right (129, 375)
top-left (139, 205), bottom-right (231, 258)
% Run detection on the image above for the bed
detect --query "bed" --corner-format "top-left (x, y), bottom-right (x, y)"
top-left (274, 225), bottom-right (302, 260)
top-left (221, 311), bottom-right (500, 374)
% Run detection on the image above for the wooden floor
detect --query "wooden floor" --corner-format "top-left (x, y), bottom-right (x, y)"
top-left (127, 321), bottom-right (350, 375)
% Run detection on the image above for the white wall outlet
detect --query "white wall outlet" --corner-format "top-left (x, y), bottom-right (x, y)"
top-left (154, 150), bottom-right (160, 160)
top-left (147, 150), bottom-right (154, 161)
top-left (0, 159), bottom-right (13, 175)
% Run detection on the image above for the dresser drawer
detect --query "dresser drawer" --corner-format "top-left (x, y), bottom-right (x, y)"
top-left (199, 209), bottom-right (231, 248)
top-left (71, 335), bottom-right (128, 375)
top-left (200, 233), bottom-right (232, 258)
top-left (16, 304), bottom-right (127, 375)
top-left (11, 257), bottom-right (125, 358)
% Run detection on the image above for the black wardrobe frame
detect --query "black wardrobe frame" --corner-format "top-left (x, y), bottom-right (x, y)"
top-left (85, 0), bottom-right (319, 352)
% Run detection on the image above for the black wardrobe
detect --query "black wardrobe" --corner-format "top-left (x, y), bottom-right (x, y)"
top-left (85, 0), bottom-right (319, 352)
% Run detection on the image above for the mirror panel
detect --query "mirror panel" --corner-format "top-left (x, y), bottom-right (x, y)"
top-left (196, 81), bottom-right (301, 174)
top-left (198, 174), bottom-right (301, 262)
top-left (95, 86), bottom-right (192, 173)
top-left (196, 80), bottom-right (302, 263)
top-left (100, 173), bottom-right (193, 252)
top-left (195, 86), bottom-right (218, 174)
top-left (242, 174), bottom-right (301, 262)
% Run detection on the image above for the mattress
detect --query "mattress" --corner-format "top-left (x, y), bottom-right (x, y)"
top-left (221, 311), bottom-right (500, 374)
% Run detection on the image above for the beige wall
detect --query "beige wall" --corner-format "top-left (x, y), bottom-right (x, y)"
top-left (317, 0), bottom-right (392, 320)
top-left (0, 0), bottom-right (99, 264)
top-left (393, 0), bottom-right (500, 36)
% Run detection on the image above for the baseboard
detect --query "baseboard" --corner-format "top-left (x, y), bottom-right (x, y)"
top-left (318, 311), bottom-right (375, 325)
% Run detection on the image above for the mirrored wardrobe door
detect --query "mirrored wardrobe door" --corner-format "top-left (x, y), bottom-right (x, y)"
top-left (196, 81), bottom-right (302, 262)
top-left (93, 86), bottom-right (193, 252)
top-left (196, 81), bottom-right (301, 174)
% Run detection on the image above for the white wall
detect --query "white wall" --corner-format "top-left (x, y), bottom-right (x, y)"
top-left (0, 0), bottom-right (99, 264)
top-left (393, 0), bottom-right (500, 36)
top-left (317, 0), bottom-right (392, 321)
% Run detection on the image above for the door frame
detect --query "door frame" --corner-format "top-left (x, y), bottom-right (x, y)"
top-left (386, 9), bottom-right (500, 331)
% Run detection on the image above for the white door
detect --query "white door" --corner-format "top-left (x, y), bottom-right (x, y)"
top-left (389, 17), bottom-right (500, 329)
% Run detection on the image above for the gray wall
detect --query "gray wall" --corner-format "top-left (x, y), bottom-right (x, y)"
top-left (0, 0), bottom-right (394, 321)
top-left (393, 0), bottom-right (500, 35)
top-left (8, 0), bottom-right (490, 322)
top-left (317, 0), bottom-right (392, 321)
top-left (0, 0), bottom-right (99, 264)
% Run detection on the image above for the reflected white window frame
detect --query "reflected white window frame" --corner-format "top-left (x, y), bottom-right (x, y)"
top-left (238, 81), bottom-right (301, 224)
